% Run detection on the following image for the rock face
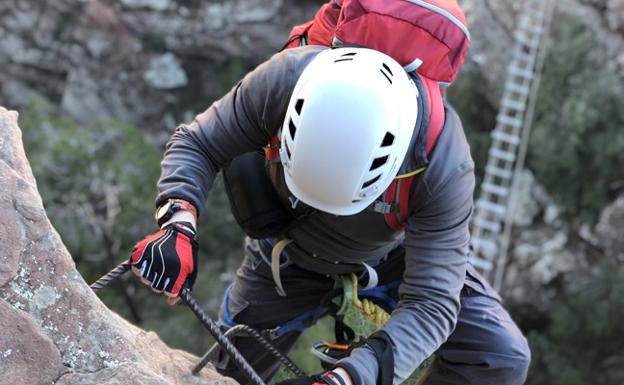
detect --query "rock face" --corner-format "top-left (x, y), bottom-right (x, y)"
top-left (491, 169), bottom-right (624, 327)
top-left (0, 107), bottom-right (238, 385)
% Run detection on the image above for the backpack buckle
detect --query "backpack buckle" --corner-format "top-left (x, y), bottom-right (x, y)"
top-left (369, 200), bottom-right (397, 214)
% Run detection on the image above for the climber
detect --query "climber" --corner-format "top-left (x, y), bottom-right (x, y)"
top-left (129, 44), bottom-right (530, 385)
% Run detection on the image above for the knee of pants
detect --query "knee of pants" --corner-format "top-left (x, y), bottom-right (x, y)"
top-left (491, 323), bottom-right (531, 382)
top-left (506, 334), bottom-right (531, 380)
top-left (451, 295), bottom-right (532, 383)
top-left (517, 336), bottom-right (531, 372)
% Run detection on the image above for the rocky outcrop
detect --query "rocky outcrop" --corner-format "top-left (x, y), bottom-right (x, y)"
top-left (0, 0), bottom-right (316, 136)
top-left (595, 194), bottom-right (624, 262)
top-left (1, 0), bottom-right (622, 138)
top-left (493, 169), bottom-right (624, 328)
top-left (462, 0), bottom-right (624, 81)
top-left (0, 106), bottom-right (237, 385)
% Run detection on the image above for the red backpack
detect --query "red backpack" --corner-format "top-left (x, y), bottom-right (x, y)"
top-left (268, 0), bottom-right (467, 231)
top-left (285, 0), bottom-right (470, 87)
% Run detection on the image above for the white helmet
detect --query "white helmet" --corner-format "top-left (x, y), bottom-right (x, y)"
top-left (280, 47), bottom-right (418, 216)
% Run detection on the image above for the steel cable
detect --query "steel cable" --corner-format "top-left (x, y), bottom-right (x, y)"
top-left (90, 262), bottom-right (267, 385)
top-left (192, 324), bottom-right (305, 377)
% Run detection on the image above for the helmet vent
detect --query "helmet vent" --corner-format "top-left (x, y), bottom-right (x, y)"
top-left (381, 132), bottom-right (395, 147)
top-left (382, 63), bottom-right (393, 76)
top-left (370, 155), bottom-right (389, 171)
top-left (295, 99), bottom-right (304, 115)
top-left (285, 141), bottom-right (292, 159)
top-left (379, 68), bottom-right (392, 84)
top-left (334, 52), bottom-right (357, 63)
top-left (288, 119), bottom-right (297, 140)
top-left (362, 175), bottom-right (381, 189)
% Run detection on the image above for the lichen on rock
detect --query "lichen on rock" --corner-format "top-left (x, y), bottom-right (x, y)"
top-left (0, 106), bottom-right (238, 385)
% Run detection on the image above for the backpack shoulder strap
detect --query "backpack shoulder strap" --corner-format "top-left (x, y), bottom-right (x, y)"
top-left (265, 134), bottom-right (281, 161)
top-left (421, 76), bottom-right (444, 156)
top-left (382, 75), bottom-right (445, 231)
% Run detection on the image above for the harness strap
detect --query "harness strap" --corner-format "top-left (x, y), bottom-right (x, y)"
top-left (268, 307), bottom-right (328, 339)
top-left (358, 281), bottom-right (400, 310)
top-left (360, 262), bottom-right (379, 290)
top-left (221, 283), bottom-right (237, 328)
top-left (221, 282), bottom-right (328, 338)
top-left (271, 239), bottom-right (293, 297)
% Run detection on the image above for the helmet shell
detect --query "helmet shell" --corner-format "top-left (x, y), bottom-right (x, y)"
top-left (280, 48), bottom-right (418, 216)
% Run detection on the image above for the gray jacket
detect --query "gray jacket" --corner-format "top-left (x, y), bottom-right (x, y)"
top-left (157, 46), bottom-right (475, 385)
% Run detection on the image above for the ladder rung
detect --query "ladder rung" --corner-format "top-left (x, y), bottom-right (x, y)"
top-left (471, 237), bottom-right (499, 258)
top-left (524, 7), bottom-right (546, 21)
top-left (515, 34), bottom-right (540, 49)
top-left (476, 199), bottom-right (507, 217)
top-left (504, 82), bottom-right (530, 96)
top-left (520, 23), bottom-right (545, 36)
top-left (508, 66), bottom-right (535, 80)
top-left (497, 114), bottom-right (524, 128)
top-left (521, 25), bottom-right (544, 35)
top-left (485, 165), bottom-right (513, 179)
top-left (500, 98), bottom-right (527, 113)
top-left (473, 216), bottom-right (502, 233)
top-left (468, 255), bottom-right (493, 271)
top-left (468, 255), bottom-right (494, 271)
top-left (482, 182), bottom-right (510, 197)
top-left (512, 50), bottom-right (535, 66)
top-left (489, 148), bottom-right (517, 162)
top-left (491, 130), bottom-right (521, 145)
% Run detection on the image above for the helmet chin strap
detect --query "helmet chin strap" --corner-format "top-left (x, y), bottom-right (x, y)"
top-left (288, 196), bottom-right (301, 209)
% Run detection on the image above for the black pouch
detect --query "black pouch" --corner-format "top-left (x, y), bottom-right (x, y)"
top-left (223, 151), bottom-right (293, 239)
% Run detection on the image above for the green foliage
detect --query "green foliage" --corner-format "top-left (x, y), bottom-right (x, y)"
top-left (451, 16), bottom-right (624, 223)
top-left (528, 17), bottom-right (624, 223)
top-left (21, 97), bottom-right (161, 271)
top-left (447, 62), bottom-right (499, 184)
top-left (21, 96), bottom-right (245, 355)
top-left (527, 263), bottom-right (624, 385)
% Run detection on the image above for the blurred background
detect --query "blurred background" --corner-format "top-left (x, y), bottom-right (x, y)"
top-left (1, 0), bottom-right (623, 384)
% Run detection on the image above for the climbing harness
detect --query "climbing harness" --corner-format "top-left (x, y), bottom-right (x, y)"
top-left (93, 259), bottom-right (433, 384)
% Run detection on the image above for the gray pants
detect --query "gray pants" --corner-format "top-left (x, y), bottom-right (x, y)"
top-left (216, 239), bottom-right (531, 385)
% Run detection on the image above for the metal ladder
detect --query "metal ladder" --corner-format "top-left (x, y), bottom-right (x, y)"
top-left (469, 0), bottom-right (556, 288)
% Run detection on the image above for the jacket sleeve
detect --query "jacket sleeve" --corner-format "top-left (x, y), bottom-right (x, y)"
top-left (155, 50), bottom-right (296, 214)
top-left (337, 127), bottom-right (475, 385)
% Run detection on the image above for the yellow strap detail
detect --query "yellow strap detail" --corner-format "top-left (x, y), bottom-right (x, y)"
top-left (350, 273), bottom-right (391, 326)
top-left (394, 167), bottom-right (426, 180)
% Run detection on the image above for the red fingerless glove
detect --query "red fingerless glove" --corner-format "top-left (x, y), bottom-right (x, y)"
top-left (130, 221), bottom-right (198, 295)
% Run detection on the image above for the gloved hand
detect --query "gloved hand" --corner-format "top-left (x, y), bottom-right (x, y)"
top-left (130, 221), bottom-right (198, 305)
top-left (276, 371), bottom-right (348, 385)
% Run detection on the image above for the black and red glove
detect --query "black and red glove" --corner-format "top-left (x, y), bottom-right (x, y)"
top-left (130, 221), bottom-right (198, 301)
top-left (276, 371), bottom-right (347, 385)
